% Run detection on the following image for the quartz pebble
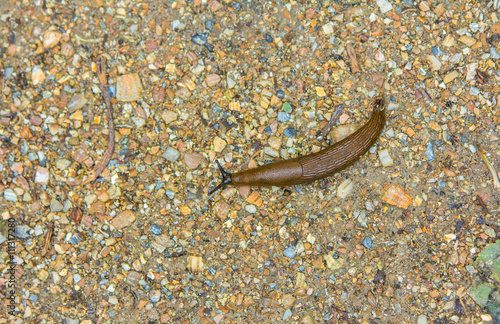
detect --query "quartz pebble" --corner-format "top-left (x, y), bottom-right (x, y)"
top-left (378, 148), bottom-right (393, 166)
top-left (35, 166), bottom-right (49, 185)
top-left (162, 147), bottom-right (180, 162)
top-left (337, 179), bottom-right (353, 199)
top-left (376, 0), bottom-right (393, 13)
top-left (67, 94), bottom-right (88, 112)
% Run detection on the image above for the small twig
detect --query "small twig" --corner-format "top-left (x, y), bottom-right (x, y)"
top-left (0, 112), bottom-right (16, 119)
top-left (474, 142), bottom-right (500, 189)
top-left (346, 43), bottom-right (360, 73)
top-left (197, 109), bottom-right (208, 126)
top-left (321, 180), bottom-right (336, 190)
top-left (165, 251), bottom-right (187, 258)
top-left (475, 195), bottom-right (489, 215)
top-left (80, 57), bottom-right (115, 185)
top-left (320, 104), bottom-right (346, 138)
top-left (41, 222), bottom-right (54, 257)
top-left (74, 33), bottom-right (103, 44)
top-left (475, 70), bottom-right (490, 85)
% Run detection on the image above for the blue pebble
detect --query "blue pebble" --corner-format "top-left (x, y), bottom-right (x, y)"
top-left (264, 126), bottom-right (272, 134)
top-left (232, 2), bottom-right (241, 10)
top-left (4, 67), bottom-right (13, 79)
top-left (151, 224), bottom-right (162, 235)
top-left (277, 111), bottom-right (290, 122)
top-left (283, 246), bottom-right (296, 258)
top-left (69, 234), bottom-right (81, 245)
top-left (29, 294), bottom-right (38, 302)
top-left (460, 135), bottom-right (469, 143)
top-left (439, 180), bottom-right (446, 188)
top-left (432, 46), bottom-right (443, 56)
top-left (276, 89), bottom-right (285, 99)
top-left (205, 281), bottom-right (214, 287)
top-left (362, 237), bottom-right (372, 249)
top-left (205, 20), bottom-right (215, 31)
top-left (477, 216), bottom-right (484, 225)
top-left (269, 283), bottom-right (277, 289)
top-left (21, 140), bottom-right (28, 154)
top-left (191, 33), bottom-right (208, 46)
top-left (425, 142), bottom-right (434, 162)
top-left (283, 309), bottom-right (292, 320)
top-left (260, 57), bottom-right (268, 63)
top-left (265, 34), bottom-right (273, 43)
top-left (406, 44), bottom-right (413, 51)
top-left (108, 84), bottom-right (116, 98)
top-left (284, 127), bottom-right (296, 138)
top-left (395, 5), bottom-right (403, 13)
top-left (209, 267), bottom-right (216, 275)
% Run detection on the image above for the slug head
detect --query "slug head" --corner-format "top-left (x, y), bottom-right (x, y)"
top-left (373, 97), bottom-right (385, 111)
top-left (209, 160), bottom-right (233, 195)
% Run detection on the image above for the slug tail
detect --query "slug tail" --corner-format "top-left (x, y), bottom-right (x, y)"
top-left (209, 160), bottom-right (233, 195)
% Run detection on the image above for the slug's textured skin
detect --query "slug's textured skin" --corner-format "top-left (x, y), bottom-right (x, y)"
top-left (209, 98), bottom-right (385, 194)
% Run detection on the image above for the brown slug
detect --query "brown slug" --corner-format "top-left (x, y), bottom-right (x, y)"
top-left (209, 97), bottom-right (386, 195)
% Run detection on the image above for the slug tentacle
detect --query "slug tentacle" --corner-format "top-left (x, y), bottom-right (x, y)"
top-left (209, 160), bottom-right (233, 195)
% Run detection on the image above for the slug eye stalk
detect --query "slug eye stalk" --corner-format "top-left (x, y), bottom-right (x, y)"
top-left (209, 160), bottom-right (233, 195)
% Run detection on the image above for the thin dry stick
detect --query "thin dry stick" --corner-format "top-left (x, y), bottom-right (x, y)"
top-left (320, 104), bottom-right (346, 138)
top-left (475, 142), bottom-right (500, 189)
top-left (475, 195), bottom-right (489, 215)
top-left (80, 57), bottom-right (115, 185)
top-left (41, 222), bottom-right (54, 257)
top-left (346, 43), bottom-right (360, 73)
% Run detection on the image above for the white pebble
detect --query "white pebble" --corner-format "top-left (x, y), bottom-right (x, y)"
top-left (378, 148), bottom-right (394, 167)
top-left (376, 0), bottom-right (393, 13)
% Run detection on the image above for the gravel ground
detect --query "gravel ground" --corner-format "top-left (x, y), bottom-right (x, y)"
top-left (1, 0), bottom-right (500, 323)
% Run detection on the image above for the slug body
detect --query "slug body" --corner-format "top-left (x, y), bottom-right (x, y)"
top-left (210, 98), bottom-right (386, 194)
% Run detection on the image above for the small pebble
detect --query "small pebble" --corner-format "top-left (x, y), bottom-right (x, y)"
top-left (283, 246), bottom-right (296, 258)
top-left (15, 225), bottom-right (31, 239)
top-left (425, 142), bottom-right (434, 162)
top-left (282, 102), bottom-right (292, 113)
top-left (50, 198), bottom-right (63, 212)
top-left (35, 166), bottom-right (49, 185)
top-left (205, 20), bottom-right (215, 31)
top-left (162, 147), bottom-right (180, 162)
top-left (149, 290), bottom-right (161, 303)
top-left (277, 111), bottom-right (290, 122)
top-left (276, 90), bottom-right (285, 99)
top-left (151, 224), bottom-right (162, 235)
top-left (4, 189), bottom-right (17, 202)
top-left (431, 46), bottom-right (443, 56)
top-left (417, 315), bottom-right (428, 324)
top-left (67, 94), bottom-right (88, 112)
top-left (245, 205), bottom-right (257, 213)
top-left (469, 86), bottom-right (480, 96)
top-left (362, 237), bottom-right (373, 249)
top-left (283, 127), bottom-right (296, 137)
top-left (191, 33), bottom-right (208, 46)
top-left (376, 0), bottom-right (393, 13)
top-left (283, 309), bottom-right (292, 320)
